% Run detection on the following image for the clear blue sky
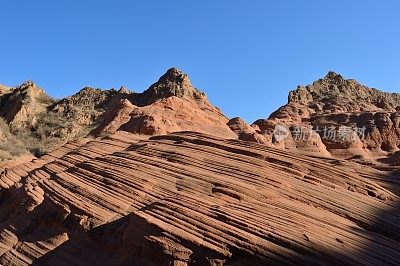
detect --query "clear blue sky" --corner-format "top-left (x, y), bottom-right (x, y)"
top-left (1, 0), bottom-right (399, 123)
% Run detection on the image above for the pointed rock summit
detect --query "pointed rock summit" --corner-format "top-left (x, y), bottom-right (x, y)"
top-left (323, 71), bottom-right (345, 84)
top-left (139, 68), bottom-right (205, 105)
top-left (158, 67), bottom-right (193, 87)
top-left (0, 81), bottom-right (52, 126)
top-left (118, 86), bottom-right (130, 94)
top-left (98, 68), bottom-right (235, 138)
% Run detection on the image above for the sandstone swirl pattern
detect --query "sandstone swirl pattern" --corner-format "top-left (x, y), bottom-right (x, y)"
top-left (0, 131), bottom-right (399, 265)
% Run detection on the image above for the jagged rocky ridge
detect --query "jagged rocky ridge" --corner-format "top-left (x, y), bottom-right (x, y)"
top-left (230, 71), bottom-right (400, 161)
top-left (0, 69), bottom-right (400, 265)
top-left (0, 68), bottom-right (234, 164)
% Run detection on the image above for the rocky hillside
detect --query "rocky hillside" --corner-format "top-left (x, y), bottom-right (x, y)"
top-left (4, 69), bottom-right (399, 165)
top-left (94, 68), bottom-right (235, 138)
top-left (0, 68), bottom-right (234, 165)
top-left (0, 69), bottom-right (399, 265)
top-left (288, 71), bottom-right (400, 112)
top-left (231, 72), bottom-right (400, 161)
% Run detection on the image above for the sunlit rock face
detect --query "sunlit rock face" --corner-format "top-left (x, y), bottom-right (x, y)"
top-left (0, 68), bottom-right (235, 163)
top-left (245, 72), bottom-right (400, 159)
top-left (0, 131), bottom-right (399, 265)
top-left (0, 70), bottom-right (400, 265)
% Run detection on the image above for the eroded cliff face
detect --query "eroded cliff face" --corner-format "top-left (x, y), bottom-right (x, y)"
top-left (230, 72), bottom-right (400, 160)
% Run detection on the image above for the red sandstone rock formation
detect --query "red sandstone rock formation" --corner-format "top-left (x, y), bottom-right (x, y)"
top-left (248, 72), bottom-right (400, 159)
top-left (0, 69), bottom-right (399, 265)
